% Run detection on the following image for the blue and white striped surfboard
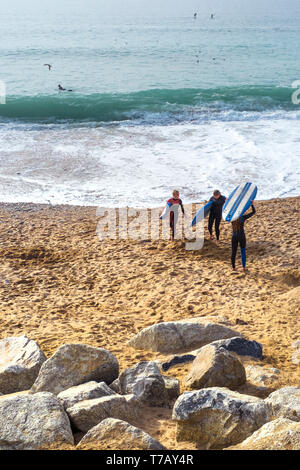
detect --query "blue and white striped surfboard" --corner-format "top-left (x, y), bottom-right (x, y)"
top-left (191, 201), bottom-right (213, 227)
top-left (222, 182), bottom-right (257, 222)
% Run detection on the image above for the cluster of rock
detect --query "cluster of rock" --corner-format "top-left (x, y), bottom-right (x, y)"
top-left (173, 387), bottom-right (300, 449)
top-left (0, 336), bottom-right (169, 450)
top-left (0, 317), bottom-right (299, 450)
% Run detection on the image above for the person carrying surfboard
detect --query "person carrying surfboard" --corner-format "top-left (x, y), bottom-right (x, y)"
top-left (231, 202), bottom-right (256, 272)
top-left (208, 190), bottom-right (226, 242)
top-left (160, 190), bottom-right (185, 241)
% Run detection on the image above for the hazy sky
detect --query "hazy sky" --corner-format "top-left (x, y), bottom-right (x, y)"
top-left (2, 0), bottom-right (300, 17)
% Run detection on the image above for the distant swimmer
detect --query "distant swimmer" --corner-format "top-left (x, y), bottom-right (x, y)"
top-left (58, 84), bottom-right (73, 92)
top-left (210, 13), bottom-right (215, 19)
top-left (44, 64), bottom-right (52, 70)
top-left (194, 13), bottom-right (197, 19)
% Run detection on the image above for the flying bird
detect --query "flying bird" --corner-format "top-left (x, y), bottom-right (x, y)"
top-left (44, 64), bottom-right (52, 71)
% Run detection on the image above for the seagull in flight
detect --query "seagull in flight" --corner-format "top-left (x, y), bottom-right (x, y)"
top-left (44, 64), bottom-right (52, 71)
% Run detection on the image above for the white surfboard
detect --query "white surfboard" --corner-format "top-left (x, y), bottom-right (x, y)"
top-left (160, 202), bottom-right (172, 220)
top-left (222, 182), bottom-right (257, 222)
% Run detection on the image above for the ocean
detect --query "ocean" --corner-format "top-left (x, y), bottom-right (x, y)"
top-left (0, 1), bottom-right (300, 207)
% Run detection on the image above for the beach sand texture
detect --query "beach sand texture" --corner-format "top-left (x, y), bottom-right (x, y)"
top-left (0, 197), bottom-right (299, 449)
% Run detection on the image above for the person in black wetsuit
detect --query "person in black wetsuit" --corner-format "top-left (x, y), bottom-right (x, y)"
top-left (208, 190), bottom-right (226, 242)
top-left (231, 202), bottom-right (256, 272)
top-left (58, 84), bottom-right (73, 92)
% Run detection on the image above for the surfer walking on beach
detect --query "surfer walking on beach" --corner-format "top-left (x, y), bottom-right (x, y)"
top-left (231, 202), bottom-right (256, 272)
top-left (163, 190), bottom-right (185, 241)
top-left (208, 190), bottom-right (226, 243)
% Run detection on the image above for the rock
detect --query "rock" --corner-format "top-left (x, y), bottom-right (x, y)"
top-left (226, 418), bottom-right (300, 450)
top-left (173, 387), bottom-right (271, 449)
top-left (77, 418), bottom-right (166, 450)
top-left (128, 318), bottom-right (241, 354)
top-left (245, 365), bottom-right (280, 389)
top-left (67, 394), bottom-right (141, 433)
top-left (210, 336), bottom-right (263, 360)
top-left (0, 392), bottom-right (74, 450)
top-left (162, 376), bottom-right (180, 401)
top-left (265, 387), bottom-right (300, 422)
top-left (291, 341), bottom-right (300, 361)
top-left (161, 354), bottom-right (196, 372)
top-left (31, 343), bottom-right (119, 395)
top-left (118, 361), bottom-right (169, 407)
top-left (57, 381), bottom-right (116, 410)
top-left (292, 350), bottom-right (300, 365)
top-left (110, 372), bottom-right (179, 403)
top-left (109, 378), bottom-right (121, 394)
top-left (0, 335), bottom-right (46, 394)
top-left (184, 344), bottom-right (246, 390)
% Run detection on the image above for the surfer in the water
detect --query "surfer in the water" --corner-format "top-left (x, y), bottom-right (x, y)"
top-left (58, 84), bottom-right (73, 92)
top-left (231, 202), bottom-right (256, 272)
top-left (208, 190), bottom-right (226, 243)
top-left (165, 190), bottom-right (185, 241)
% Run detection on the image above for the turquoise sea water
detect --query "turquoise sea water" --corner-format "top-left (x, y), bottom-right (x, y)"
top-left (0, 1), bottom-right (299, 206)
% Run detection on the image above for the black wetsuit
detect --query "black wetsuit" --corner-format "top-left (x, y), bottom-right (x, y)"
top-left (231, 205), bottom-right (256, 269)
top-left (208, 195), bottom-right (226, 240)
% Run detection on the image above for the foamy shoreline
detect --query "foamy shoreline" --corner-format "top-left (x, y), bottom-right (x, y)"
top-left (0, 193), bottom-right (298, 209)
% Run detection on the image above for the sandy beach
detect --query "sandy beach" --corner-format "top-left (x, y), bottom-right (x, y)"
top-left (0, 196), bottom-right (299, 449)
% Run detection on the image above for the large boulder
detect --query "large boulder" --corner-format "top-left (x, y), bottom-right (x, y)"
top-left (57, 381), bottom-right (116, 410)
top-left (184, 344), bottom-right (246, 390)
top-left (245, 365), bottom-right (280, 389)
top-left (265, 387), bottom-right (300, 422)
top-left (227, 418), bottom-right (300, 450)
top-left (30, 344), bottom-right (119, 395)
top-left (0, 335), bottom-right (46, 394)
top-left (67, 394), bottom-right (141, 433)
top-left (172, 387), bottom-right (271, 449)
top-left (0, 392), bottom-right (74, 450)
top-left (117, 361), bottom-right (169, 407)
top-left (77, 418), bottom-right (166, 450)
top-left (128, 318), bottom-right (241, 354)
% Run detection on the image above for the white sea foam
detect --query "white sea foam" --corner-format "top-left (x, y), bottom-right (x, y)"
top-left (0, 114), bottom-right (299, 207)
